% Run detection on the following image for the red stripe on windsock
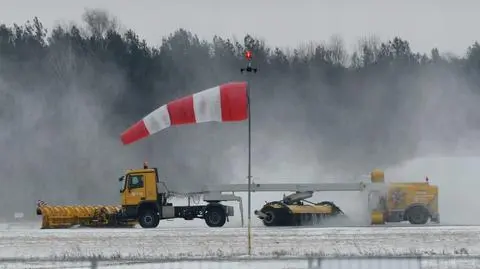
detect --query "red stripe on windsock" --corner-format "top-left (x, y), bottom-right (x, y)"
top-left (220, 82), bottom-right (248, 121)
top-left (167, 95), bottom-right (196, 125)
top-left (120, 120), bottom-right (150, 145)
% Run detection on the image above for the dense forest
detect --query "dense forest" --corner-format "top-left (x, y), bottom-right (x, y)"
top-left (1, 9), bottom-right (480, 218)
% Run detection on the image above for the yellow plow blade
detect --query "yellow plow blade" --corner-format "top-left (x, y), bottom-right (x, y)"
top-left (36, 205), bottom-right (136, 229)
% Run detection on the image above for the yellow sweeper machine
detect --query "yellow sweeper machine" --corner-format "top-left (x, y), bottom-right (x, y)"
top-left (36, 163), bottom-right (439, 229)
top-left (254, 169), bottom-right (440, 226)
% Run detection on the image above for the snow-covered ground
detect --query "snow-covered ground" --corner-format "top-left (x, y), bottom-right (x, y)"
top-left (3, 225), bottom-right (478, 260)
top-left (2, 257), bottom-right (480, 269)
top-left (0, 224), bottom-right (479, 269)
top-left (0, 258), bottom-right (428, 269)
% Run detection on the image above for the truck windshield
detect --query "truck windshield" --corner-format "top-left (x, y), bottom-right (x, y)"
top-left (119, 176), bottom-right (126, 193)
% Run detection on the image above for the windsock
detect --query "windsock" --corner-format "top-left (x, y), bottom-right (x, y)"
top-left (120, 81), bottom-right (248, 145)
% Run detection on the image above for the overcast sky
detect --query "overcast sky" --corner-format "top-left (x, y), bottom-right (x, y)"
top-left (1, 0), bottom-right (479, 56)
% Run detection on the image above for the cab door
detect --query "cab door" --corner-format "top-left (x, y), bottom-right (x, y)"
top-left (124, 173), bottom-right (146, 206)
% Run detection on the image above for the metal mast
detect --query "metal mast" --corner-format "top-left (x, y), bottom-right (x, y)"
top-left (240, 50), bottom-right (257, 256)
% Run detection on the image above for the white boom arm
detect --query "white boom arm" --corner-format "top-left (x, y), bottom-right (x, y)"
top-left (201, 182), bottom-right (368, 193)
top-left (168, 181), bottom-right (383, 227)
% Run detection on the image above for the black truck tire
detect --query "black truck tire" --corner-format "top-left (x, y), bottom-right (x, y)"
top-left (262, 209), bottom-right (277, 226)
top-left (138, 208), bottom-right (160, 228)
top-left (406, 206), bottom-right (430, 225)
top-left (204, 204), bottom-right (227, 227)
top-left (259, 204), bottom-right (292, 226)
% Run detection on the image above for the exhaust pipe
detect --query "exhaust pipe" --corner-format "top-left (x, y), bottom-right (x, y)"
top-left (254, 210), bottom-right (267, 219)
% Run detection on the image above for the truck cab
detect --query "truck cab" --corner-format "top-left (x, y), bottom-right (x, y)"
top-left (117, 164), bottom-right (234, 228)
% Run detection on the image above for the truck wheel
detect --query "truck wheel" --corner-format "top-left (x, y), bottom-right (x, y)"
top-left (262, 210), bottom-right (276, 226)
top-left (204, 204), bottom-right (226, 227)
top-left (406, 206), bottom-right (429, 225)
top-left (138, 209), bottom-right (160, 228)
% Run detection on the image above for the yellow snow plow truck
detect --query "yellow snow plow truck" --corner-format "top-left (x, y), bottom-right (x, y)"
top-left (254, 169), bottom-right (440, 226)
top-left (36, 163), bottom-right (235, 229)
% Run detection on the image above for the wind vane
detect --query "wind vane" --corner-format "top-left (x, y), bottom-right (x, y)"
top-left (240, 48), bottom-right (257, 256)
top-left (241, 50), bottom-right (257, 74)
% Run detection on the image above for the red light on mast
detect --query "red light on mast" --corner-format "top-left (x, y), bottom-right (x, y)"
top-left (245, 50), bottom-right (252, 60)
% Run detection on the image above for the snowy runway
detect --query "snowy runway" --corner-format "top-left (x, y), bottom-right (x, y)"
top-left (0, 224), bottom-right (479, 260)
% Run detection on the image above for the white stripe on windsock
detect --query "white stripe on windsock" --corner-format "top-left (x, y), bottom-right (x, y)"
top-left (143, 104), bottom-right (171, 134)
top-left (193, 85), bottom-right (222, 123)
